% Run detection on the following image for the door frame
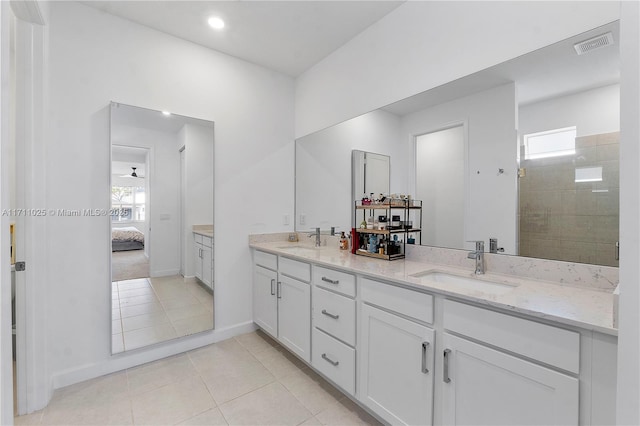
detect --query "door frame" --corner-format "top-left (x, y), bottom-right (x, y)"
top-left (412, 120), bottom-right (469, 247)
top-left (3, 0), bottom-right (49, 418)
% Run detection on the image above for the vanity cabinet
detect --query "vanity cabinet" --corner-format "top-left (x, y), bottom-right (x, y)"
top-left (311, 265), bottom-right (357, 395)
top-left (359, 277), bottom-right (435, 425)
top-left (441, 299), bottom-right (579, 425)
top-left (253, 251), bottom-right (311, 362)
top-left (441, 333), bottom-right (578, 425)
top-left (194, 233), bottom-right (213, 289)
top-left (251, 247), bottom-right (615, 426)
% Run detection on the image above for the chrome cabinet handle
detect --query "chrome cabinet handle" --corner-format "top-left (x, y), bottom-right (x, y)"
top-left (615, 241), bottom-right (620, 261)
top-left (443, 349), bottom-right (451, 383)
top-left (321, 277), bottom-right (339, 285)
top-left (321, 353), bottom-right (339, 366)
top-left (321, 309), bottom-right (340, 319)
top-left (421, 342), bottom-right (429, 374)
top-left (270, 279), bottom-right (275, 296)
top-left (277, 281), bottom-right (282, 299)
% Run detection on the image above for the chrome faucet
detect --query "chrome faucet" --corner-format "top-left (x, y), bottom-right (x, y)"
top-left (308, 227), bottom-right (321, 247)
top-left (467, 240), bottom-right (485, 274)
top-left (489, 238), bottom-right (504, 254)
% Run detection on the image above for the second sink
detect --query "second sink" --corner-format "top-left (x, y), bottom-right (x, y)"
top-left (410, 270), bottom-right (518, 296)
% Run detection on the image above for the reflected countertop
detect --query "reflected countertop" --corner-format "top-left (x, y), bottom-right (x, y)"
top-left (250, 241), bottom-right (617, 336)
top-left (193, 225), bottom-right (214, 238)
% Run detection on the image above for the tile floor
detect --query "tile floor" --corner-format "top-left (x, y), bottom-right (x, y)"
top-left (14, 330), bottom-right (381, 426)
top-left (112, 276), bottom-right (214, 353)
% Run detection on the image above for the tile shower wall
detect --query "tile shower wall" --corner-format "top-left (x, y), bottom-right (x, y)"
top-left (519, 132), bottom-right (619, 266)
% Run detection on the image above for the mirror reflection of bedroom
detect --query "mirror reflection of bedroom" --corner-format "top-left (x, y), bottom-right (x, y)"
top-left (110, 102), bottom-right (215, 354)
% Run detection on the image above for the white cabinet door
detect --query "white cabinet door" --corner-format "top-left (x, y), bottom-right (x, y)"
top-left (194, 242), bottom-right (203, 281)
top-left (253, 265), bottom-right (278, 338)
top-left (201, 245), bottom-right (213, 289)
top-left (442, 333), bottom-right (579, 426)
top-left (359, 304), bottom-right (435, 425)
top-left (278, 274), bottom-right (311, 362)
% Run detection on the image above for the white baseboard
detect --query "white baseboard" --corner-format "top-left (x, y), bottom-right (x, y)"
top-left (51, 321), bottom-right (257, 391)
top-left (150, 268), bottom-right (181, 277)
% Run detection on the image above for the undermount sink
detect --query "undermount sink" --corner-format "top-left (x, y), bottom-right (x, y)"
top-left (410, 270), bottom-right (518, 295)
top-left (275, 245), bottom-right (320, 253)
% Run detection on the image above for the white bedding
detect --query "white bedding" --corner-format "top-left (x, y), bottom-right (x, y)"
top-left (112, 226), bottom-right (144, 243)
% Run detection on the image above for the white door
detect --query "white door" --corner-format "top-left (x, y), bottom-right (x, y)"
top-left (277, 275), bottom-right (311, 362)
top-left (253, 265), bottom-right (277, 338)
top-left (416, 126), bottom-right (465, 249)
top-left (442, 333), bottom-right (579, 426)
top-left (359, 304), bottom-right (435, 425)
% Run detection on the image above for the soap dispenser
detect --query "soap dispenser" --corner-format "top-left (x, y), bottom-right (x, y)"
top-left (339, 232), bottom-right (348, 250)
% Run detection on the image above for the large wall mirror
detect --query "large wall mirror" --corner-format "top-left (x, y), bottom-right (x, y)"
top-left (110, 102), bottom-right (214, 354)
top-left (295, 21), bottom-right (619, 267)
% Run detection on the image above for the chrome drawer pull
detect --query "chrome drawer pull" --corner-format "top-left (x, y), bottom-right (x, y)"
top-left (321, 353), bottom-right (339, 366)
top-left (270, 279), bottom-right (275, 296)
top-left (277, 281), bottom-right (282, 299)
top-left (321, 309), bottom-right (340, 320)
top-left (443, 349), bottom-right (451, 383)
top-left (421, 341), bottom-right (429, 374)
top-left (321, 277), bottom-right (339, 285)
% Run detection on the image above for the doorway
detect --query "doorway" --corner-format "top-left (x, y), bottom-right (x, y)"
top-left (415, 125), bottom-right (466, 249)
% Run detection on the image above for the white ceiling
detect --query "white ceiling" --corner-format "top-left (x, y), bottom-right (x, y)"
top-left (80, 0), bottom-right (405, 77)
top-left (111, 145), bottom-right (147, 176)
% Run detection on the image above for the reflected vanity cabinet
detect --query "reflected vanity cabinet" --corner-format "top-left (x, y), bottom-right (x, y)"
top-left (193, 233), bottom-right (213, 290)
top-left (252, 250), bottom-right (311, 362)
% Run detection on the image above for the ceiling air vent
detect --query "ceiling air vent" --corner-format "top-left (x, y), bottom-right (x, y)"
top-left (574, 32), bottom-right (614, 55)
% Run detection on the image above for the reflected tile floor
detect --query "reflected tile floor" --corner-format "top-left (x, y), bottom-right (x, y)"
top-left (15, 331), bottom-right (382, 426)
top-left (112, 276), bottom-right (214, 353)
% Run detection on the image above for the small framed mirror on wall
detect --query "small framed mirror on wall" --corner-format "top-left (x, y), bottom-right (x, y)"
top-left (110, 102), bottom-right (215, 354)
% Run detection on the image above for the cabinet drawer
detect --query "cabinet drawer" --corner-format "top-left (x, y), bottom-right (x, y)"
top-left (312, 328), bottom-right (356, 395)
top-left (280, 257), bottom-right (311, 283)
top-left (313, 286), bottom-right (356, 346)
top-left (313, 265), bottom-right (356, 297)
top-left (254, 250), bottom-right (277, 271)
top-left (202, 236), bottom-right (213, 248)
top-left (443, 299), bottom-right (580, 374)
top-left (361, 277), bottom-right (433, 324)
top-left (194, 233), bottom-right (203, 244)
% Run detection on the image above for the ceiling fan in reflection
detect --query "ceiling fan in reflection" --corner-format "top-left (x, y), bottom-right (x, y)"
top-left (121, 167), bottom-right (144, 178)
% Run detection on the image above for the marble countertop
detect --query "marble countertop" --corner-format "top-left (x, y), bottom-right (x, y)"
top-left (250, 241), bottom-right (617, 336)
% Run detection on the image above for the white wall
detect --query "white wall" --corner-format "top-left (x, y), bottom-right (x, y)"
top-left (295, 109), bottom-right (404, 232)
top-left (402, 84), bottom-right (518, 254)
top-left (295, 1), bottom-right (620, 138)
top-left (183, 122), bottom-right (214, 277)
top-left (41, 1), bottom-right (294, 398)
top-left (519, 84), bottom-right (620, 138)
top-left (617, 1), bottom-right (640, 424)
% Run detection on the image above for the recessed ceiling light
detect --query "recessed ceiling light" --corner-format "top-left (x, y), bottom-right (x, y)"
top-left (208, 16), bottom-right (225, 30)
top-left (162, 111), bottom-right (171, 116)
